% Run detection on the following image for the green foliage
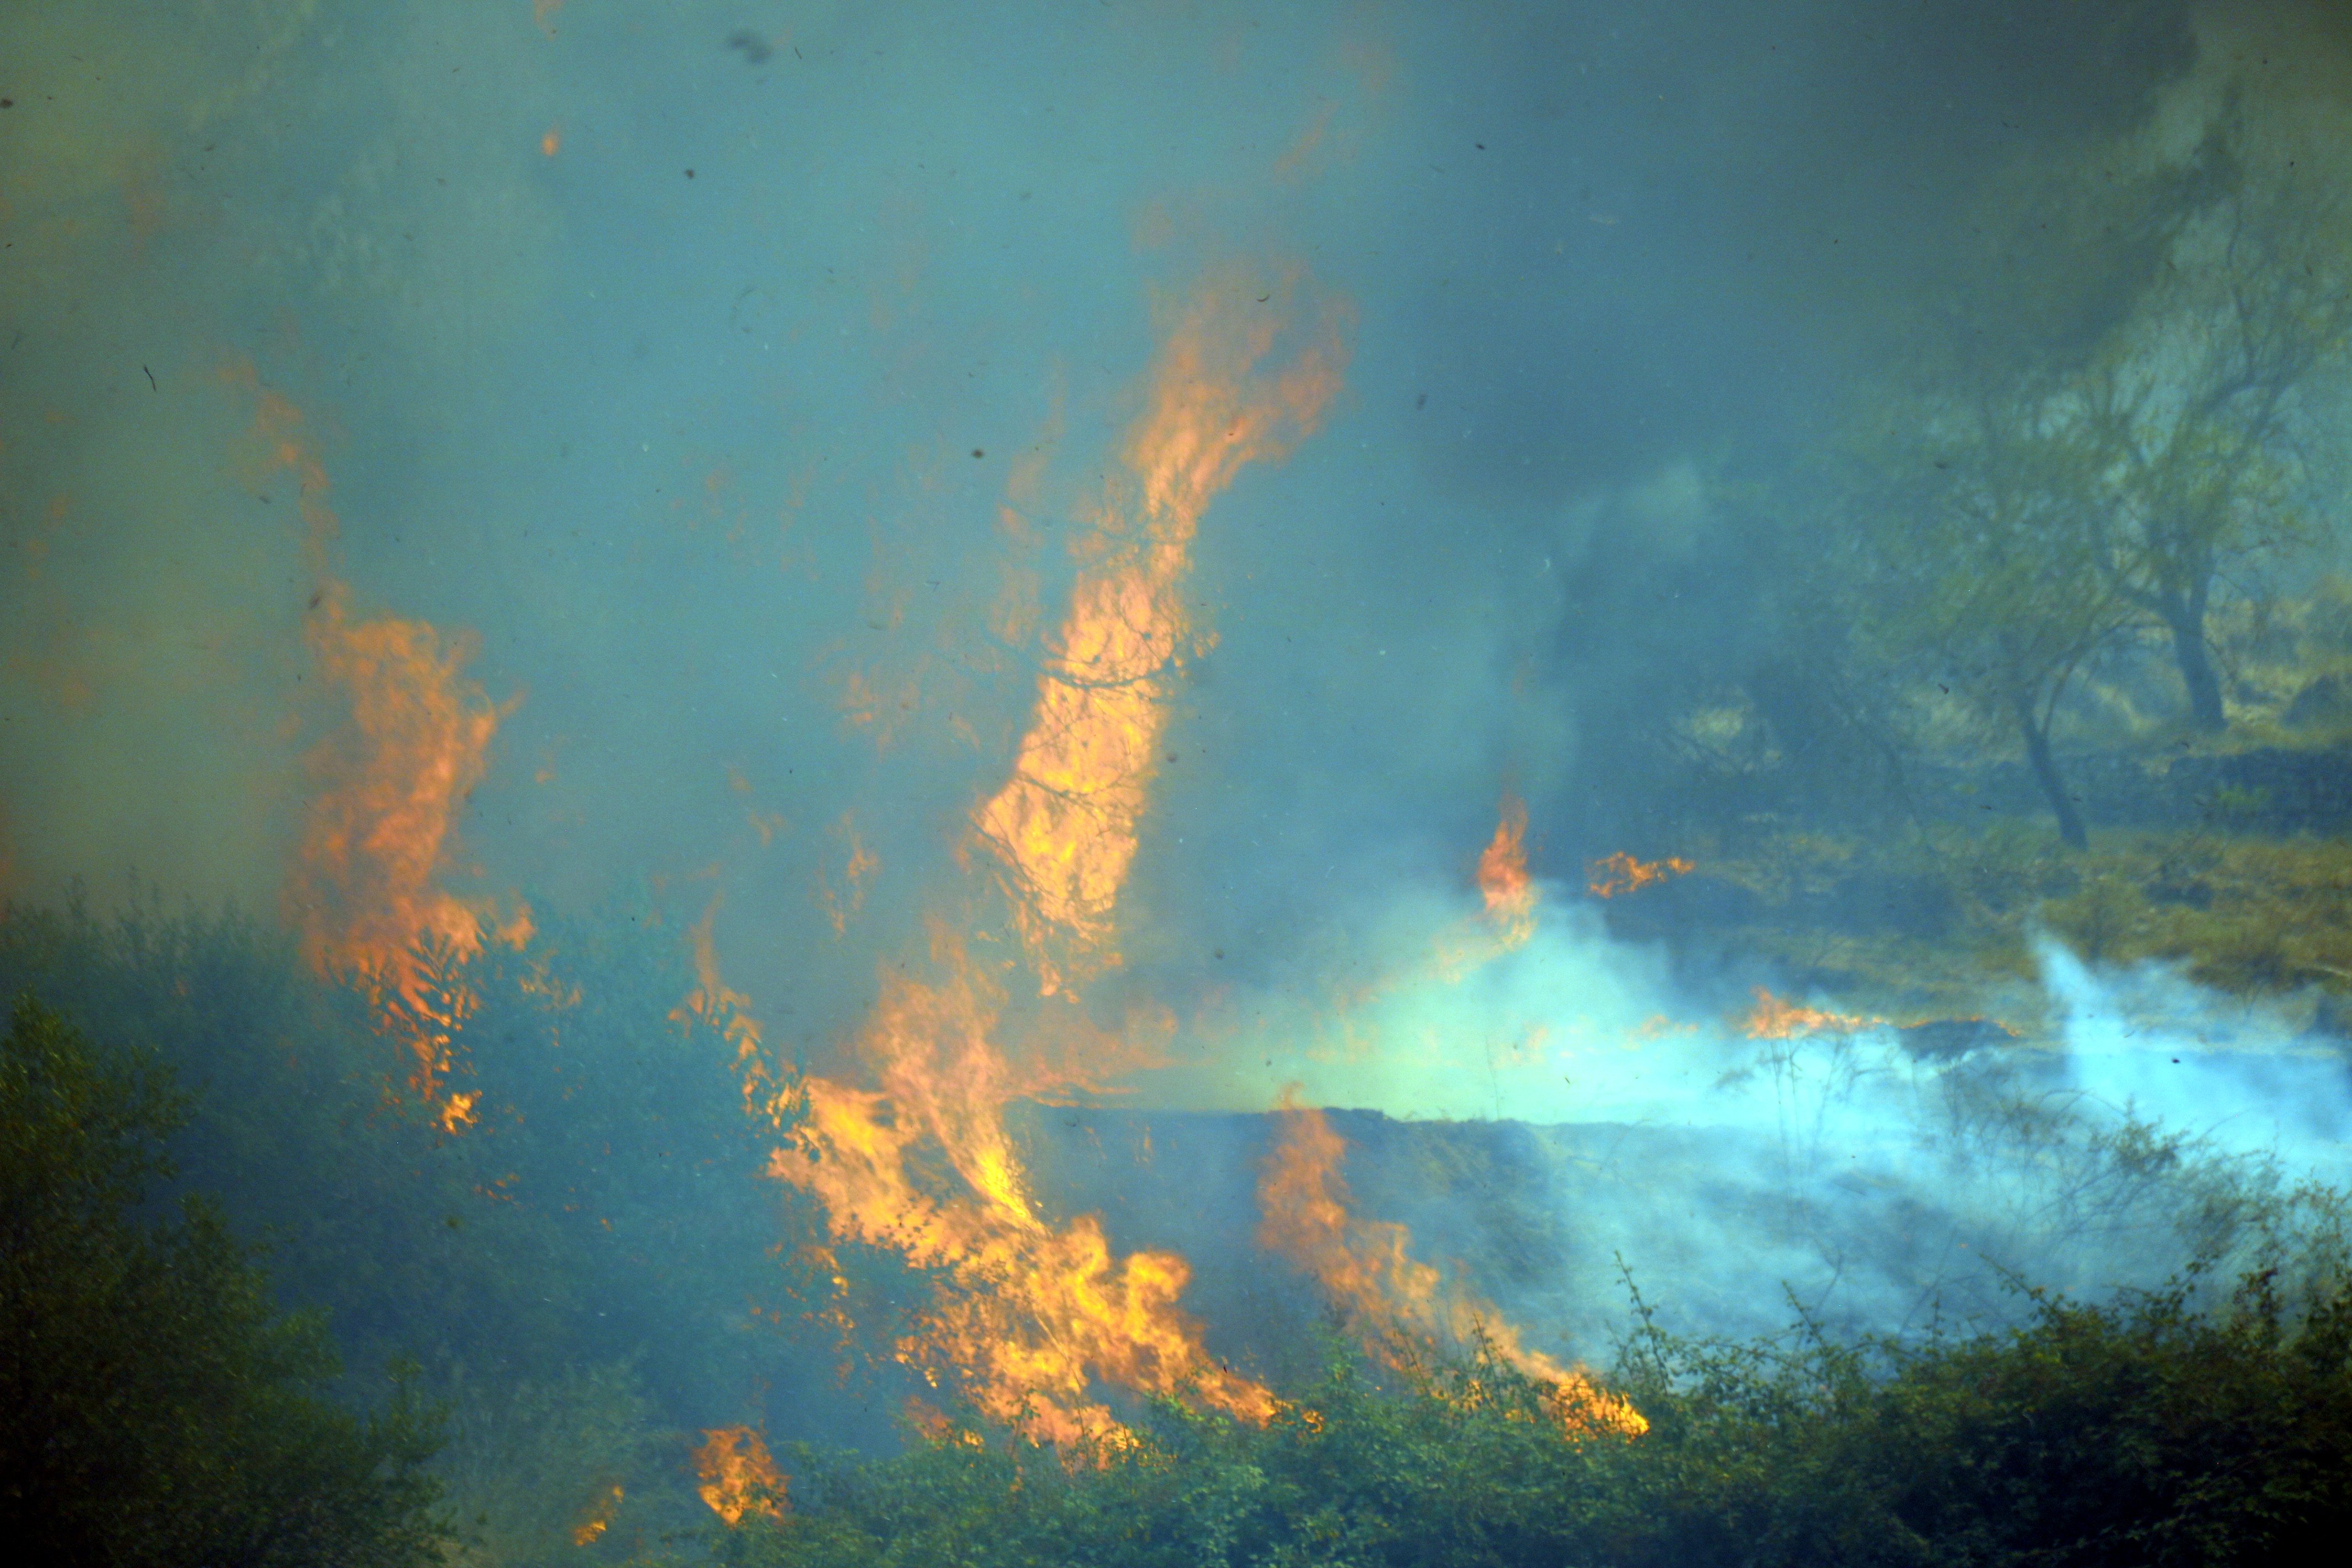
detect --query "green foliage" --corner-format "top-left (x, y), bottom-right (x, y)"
top-left (0, 896), bottom-right (870, 1562)
top-left (718, 1275), bottom-right (2352, 1568)
top-left (1608, 1270), bottom-right (2352, 1568)
top-left (718, 1345), bottom-right (1640, 1568)
top-left (0, 895), bottom-right (809, 1392)
top-left (0, 994), bottom-right (445, 1566)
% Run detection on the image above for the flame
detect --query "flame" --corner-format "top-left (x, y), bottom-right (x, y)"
top-left (765, 280), bottom-right (1344, 1447)
top-left (570, 1483), bottom-right (623, 1545)
top-left (1740, 987), bottom-right (1879, 1038)
top-left (817, 812), bottom-right (879, 935)
top-left (1585, 851), bottom-right (1692, 899)
top-left (675, 900), bottom-right (796, 1129)
top-left (241, 374), bottom-right (524, 1121)
top-left (693, 1427), bottom-right (785, 1526)
top-left (285, 583), bottom-right (520, 1112)
top-left (1476, 794), bottom-right (1538, 948)
top-left (1430, 794), bottom-right (1543, 981)
top-left (974, 277), bottom-right (1348, 992)
top-left (771, 957), bottom-right (1273, 1446)
top-left (1256, 1099), bottom-right (1645, 1438)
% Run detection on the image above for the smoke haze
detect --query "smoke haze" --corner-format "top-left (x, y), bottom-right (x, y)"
top-left (9, 0), bottom-right (2352, 1453)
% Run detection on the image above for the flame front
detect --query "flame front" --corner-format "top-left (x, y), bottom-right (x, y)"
top-left (693, 1427), bottom-right (785, 1526)
top-left (1741, 986), bottom-right (1879, 1038)
top-left (1257, 1099), bottom-right (1645, 1437)
top-left (1586, 851), bottom-right (1693, 900)
top-left (764, 280), bottom-right (1347, 1447)
top-left (774, 955), bottom-right (1274, 1446)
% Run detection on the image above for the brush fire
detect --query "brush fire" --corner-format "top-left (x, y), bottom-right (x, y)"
top-left (15, 10), bottom-right (2352, 1561)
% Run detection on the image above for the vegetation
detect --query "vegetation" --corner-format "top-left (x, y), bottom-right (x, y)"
top-left (714, 1266), bottom-right (2352, 1568)
top-left (1567, 96), bottom-right (2352, 857)
top-left (0, 994), bottom-right (444, 1566)
top-left (1642, 820), bottom-right (2352, 1031)
top-left (0, 899), bottom-right (871, 1565)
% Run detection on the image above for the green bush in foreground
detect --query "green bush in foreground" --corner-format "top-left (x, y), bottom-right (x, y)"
top-left (720, 1275), bottom-right (2352, 1568)
top-left (0, 994), bottom-right (445, 1567)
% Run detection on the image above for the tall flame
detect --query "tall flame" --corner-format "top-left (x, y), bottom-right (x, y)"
top-left (677, 899), bottom-right (797, 1129)
top-left (1431, 794), bottom-right (1544, 982)
top-left (772, 950), bottom-right (1274, 1446)
top-left (764, 280), bottom-right (1346, 1447)
top-left (1476, 793), bottom-right (1538, 948)
top-left (976, 278), bottom-right (1348, 992)
top-left (242, 373), bottom-right (522, 1127)
top-left (1256, 1099), bottom-right (1645, 1437)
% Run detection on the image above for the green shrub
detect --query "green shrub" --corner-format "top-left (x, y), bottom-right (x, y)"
top-left (718, 1275), bottom-right (2352, 1568)
top-left (0, 994), bottom-right (445, 1566)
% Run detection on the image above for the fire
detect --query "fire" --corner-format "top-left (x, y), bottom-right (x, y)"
top-left (1477, 793), bottom-right (1538, 948)
top-left (975, 277), bottom-right (1348, 991)
top-left (1256, 1099), bottom-right (1645, 1437)
top-left (676, 900), bottom-right (797, 1129)
top-left (1586, 851), bottom-right (1692, 899)
top-left (287, 582), bottom-right (510, 1110)
top-left (1431, 794), bottom-right (1543, 981)
top-left (771, 959), bottom-right (1273, 1446)
top-left (241, 373), bottom-right (523, 1123)
top-left (570, 1483), bottom-right (623, 1545)
top-left (1741, 987), bottom-right (1879, 1038)
top-left (693, 1427), bottom-right (785, 1526)
top-left (764, 280), bottom-right (1344, 1448)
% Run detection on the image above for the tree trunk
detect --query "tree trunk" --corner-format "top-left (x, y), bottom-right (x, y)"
top-left (2016, 692), bottom-right (2088, 849)
top-left (2158, 584), bottom-right (2226, 733)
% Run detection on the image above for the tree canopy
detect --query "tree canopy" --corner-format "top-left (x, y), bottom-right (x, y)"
top-left (0, 993), bottom-right (446, 1567)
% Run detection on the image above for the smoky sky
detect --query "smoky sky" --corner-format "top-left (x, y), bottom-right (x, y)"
top-left (0, 0), bottom-right (2293, 1064)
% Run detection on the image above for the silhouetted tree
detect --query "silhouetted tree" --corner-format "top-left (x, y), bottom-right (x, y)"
top-left (0, 994), bottom-right (445, 1566)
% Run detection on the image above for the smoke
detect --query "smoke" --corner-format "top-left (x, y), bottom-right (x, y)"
top-left (1135, 857), bottom-right (2352, 1352)
top-left (10, 0), bottom-right (2352, 1461)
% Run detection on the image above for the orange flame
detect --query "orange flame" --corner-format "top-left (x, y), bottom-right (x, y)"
top-left (766, 280), bottom-right (1344, 1448)
top-left (570, 1483), bottom-right (623, 1545)
top-left (1256, 1099), bottom-right (1645, 1436)
top-left (242, 374), bottom-right (523, 1124)
top-left (1431, 794), bottom-right (1543, 982)
top-left (772, 958), bottom-right (1272, 1446)
top-left (287, 585), bottom-right (519, 1118)
top-left (1477, 794), bottom-right (1538, 948)
top-left (693, 1427), bottom-right (785, 1526)
top-left (1585, 851), bottom-right (1692, 900)
top-left (817, 812), bottom-right (879, 936)
top-left (1740, 987), bottom-right (1879, 1038)
top-left (674, 900), bottom-right (797, 1129)
top-left (974, 277), bottom-right (1348, 992)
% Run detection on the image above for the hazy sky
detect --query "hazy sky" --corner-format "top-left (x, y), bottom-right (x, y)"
top-left (7, 0), bottom-right (2337, 1074)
